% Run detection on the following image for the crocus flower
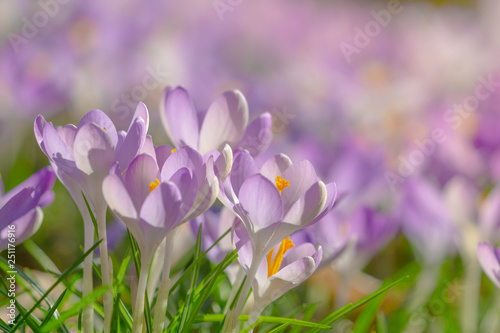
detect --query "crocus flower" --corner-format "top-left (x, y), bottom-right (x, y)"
top-left (103, 146), bottom-right (219, 333)
top-left (0, 167), bottom-right (55, 250)
top-left (161, 86), bottom-right (272, 157)
top-left (477, 242), bottom-right (500, 289)
top-left (34, 103), bottom-right (149, 333)
top-left (233, 220), bottom-right (322, 323)
top-left (220, 151), bottom-right (336, 332)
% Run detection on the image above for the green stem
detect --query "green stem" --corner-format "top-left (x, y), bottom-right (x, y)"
top-left (152, 230), bottom-right (177, 333)
top-left (96, 205), bottom-right (113, 333)
top-left (82, 208), bottom-right (94, 333)
top-left (132, 253), bottom-right (152, 333)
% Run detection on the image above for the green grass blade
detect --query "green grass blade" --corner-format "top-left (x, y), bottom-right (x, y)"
top-left (40, 289), bottom-right (67, 327)
top-left (310, 275), bottom-right (409, 333)
top-left (353, 291), bottom-right (386, 333)
top-left (40, 286), bottom-right (109, 332)
top-left (195, 314), bottom-right (332, 330)
top-left (377, 313), bottom-right (389, 333)
top-left (23, 239), bottom-right (61, 274)
top-left (10, 240), bottom-right (101, 332)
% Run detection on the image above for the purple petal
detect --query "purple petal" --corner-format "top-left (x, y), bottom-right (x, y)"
top-left (43, 122), bottom-right (77, 176)
top-left (116, 118), bottom-right (147, 171)
top-left (281, 160), bottom-right (318, 213)
top-left (0, 207), bottom-right (43, 251)
top-left (73, 123), bottom-right (116, 176)
top-left (477, 243), bottom-right (500, 289)
top-left (230, 151), bottom-right (259, 197)
top-left (103, 174), bottom-right (138, 221)
top-left (161, 146), bottom-right (204, 186)
top-left (160, 87), bottom-right (199, 149)
top-left (140, 135), bottom-right (157, 162)
top-left (34, 115), bottom-right (48, 155)
top-left (283, 181), bottom-right (327, 228)
top-left (130, 102), bottom-right (149, 133)
top-left (198, 90), bottom-right (249, 154)
top-left (125, 154), bottom-right (159, 212)
top-left (56, 125), bottom-right (77, 155)
top-left (78, 109), bottom-right (118, 146)
top-left (155, 144), bottom-right (175, 170)
top-left (169, 167), bottom-right (198, 217)
top-left (140, 182), bottom-right (182, 239)
top-left (0, 188), bottom-right (39, 229)
top-left (236, 112), bottom-right (273, 156)
top-left (260, 153), bottom-right (292, 183)
top-left (238, 174), bottom-right (283, 233)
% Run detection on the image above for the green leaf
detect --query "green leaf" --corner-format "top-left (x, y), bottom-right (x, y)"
top-left (10, 240), bottom-right (101, 332)
top-left (195, 314), bottom-right (332, 330)
top-left (40, 290), bottom-right (67, 327)
top-left (376, 313), bottom-right (388, 333)
top-left (310, 275), bottom-right (409, 333)
top-left (353, 290), bottom-right (386, 333)
top-left (40, 286), bottom-right (109, 332)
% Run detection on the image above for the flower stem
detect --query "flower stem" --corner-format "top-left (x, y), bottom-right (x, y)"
top-left (82, 208), bottom-right (94, 333)
top-left (223, 267), bottom-right (245, 314)
top-left (132, 253), bottom-right (152, 333)
top-left (461, 252), bottom-right (480, 333)
top-left (96, 205), bottom-right (113, 333)
top-left (222, 257), bottom-right (259, 333)
top-left (152, 230), bottom-right (177, 333)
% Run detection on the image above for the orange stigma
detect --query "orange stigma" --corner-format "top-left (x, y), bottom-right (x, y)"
top-left (149, 178), bottom-right (160, 192)
top-left (171, 148), bottom-right (177, 153)
top-left (266, 237), bottom-right (295, 277)
top-left (275, 175), bottom-right (290, 194)
top-left (103, 127), bottom-right (106, 131)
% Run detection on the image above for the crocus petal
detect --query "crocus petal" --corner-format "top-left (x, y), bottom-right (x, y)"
top-left (42, 122), bottom-right (77, 175)
top-left (477, 243), bottom-right (500, 289)
top-left (254, 256), bottom-right (316, 311)
top-left (140, 182), bottom-right (182, 245)
top-left (0, 207), bottom-right (43, 251)
top-left (161, 146), bottom-right (204, 187)
top-left (238, 174), bottom-right (283, 234)
top-left (155, 144), bottom-right (175, 170)
top-left (78, 109), bottom-right (118, 146)
top-left (130, 102), bottom-right (149, 133)
top-left (204, 144), bottom-right (234, 183)
top-left (234, 219), bottom-right (253, 272)
top-left (56, 125), bottom-right (77, 155)
top-left (160, 87), bottom-right (199, 149)
top-left (479, 188), bottom-right (500, 235)
top-left (198, 90), bottom-right (249, 154)
top-left (0, 167), bottom-right (55, 209)
top-left (73, 123), bottom-right (116, 176)
top-left (140, 135), bottom-right (157, 163)
top-left (169, 167), bottom-right (198, 217)
top-left (308, 182), bottom-right (337, 226)
top-left (236, 112), bottom-right (273, 156)
top-left (281, 160), bottom-right (318, 213)
top-left (103, 174), bottom-right (139, 222)
top-left (260, 153), bottom-right (292, 183)
top-left (283, 181), bottom-right (327, 228)
top-left (116, 117), bottom-right (147, 170)
top-left (34, 115), bottom-right (47, 149)
top-left (230, 151), bottom-right (259, 197)
top-left (125, 154), bottom-right (159, 212)
top-left (0, 188), bottom-right (39, 230)
top-left (184, 170), bottom-right (219, 222)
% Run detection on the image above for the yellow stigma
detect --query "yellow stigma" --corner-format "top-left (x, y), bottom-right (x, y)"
top-left (103, 127), bottom-right (106, 131)
top-left (275, 175), bottom-right (290, 194)
top-left (149, 178), bottom-right (160, 192)
top-left (266, 237), bottom-right (294, 278)
top-left (171, 148), bottom-right (177, 153)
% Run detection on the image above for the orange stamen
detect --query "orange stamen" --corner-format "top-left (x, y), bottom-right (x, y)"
top-left (266, 237), bottom-right (295, 277)
top-left (275, 175), bottom-right (290, 194)
top-left (149, 178), bottom-right (160, 192)
top-left (171, 148), bottom-right (177, 153)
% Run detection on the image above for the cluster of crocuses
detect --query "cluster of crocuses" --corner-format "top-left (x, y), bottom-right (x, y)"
top-left (12, 86), bottom-right (336, 333)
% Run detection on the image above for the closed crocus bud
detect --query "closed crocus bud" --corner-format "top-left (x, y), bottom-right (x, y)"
top-left (477, 242), bottom-right (500, 289)
top-left (161, 86), bottom-right (272, 157)
top-left (0, 167), bottom-right (55, 251)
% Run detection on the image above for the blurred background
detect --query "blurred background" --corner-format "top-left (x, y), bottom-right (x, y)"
top-left (2, 0), bottom-right (500, 330)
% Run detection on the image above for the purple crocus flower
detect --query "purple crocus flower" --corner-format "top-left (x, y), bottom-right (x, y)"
top-left (103, 146), bottom-right (219, 259)
top-left (234, 220), bottom-right (322, 323)
top-left (477, 242), bottom-right (500, 289)
top-left (34, 103), bottom-right (149, 333)
top-left (161, 86), bottom-right (272, 157)
top-left (0, 167), bottom-right (55, 250)
top-left (103, 146), bottom-right (219, 333)
top-left (220, 151), bottom-right (336, 332)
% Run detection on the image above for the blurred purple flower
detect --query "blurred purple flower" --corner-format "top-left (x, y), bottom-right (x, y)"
top-left (0, 167), bottom-right (55, 250)
top-left (477, 242), bottom-right (500, 289)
